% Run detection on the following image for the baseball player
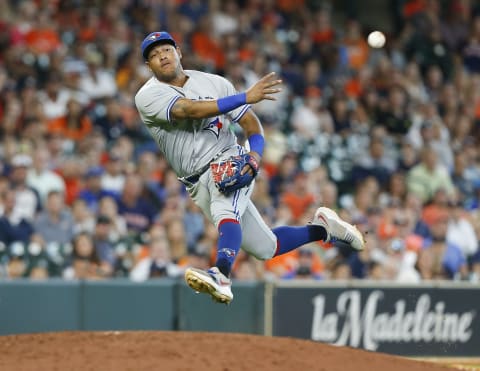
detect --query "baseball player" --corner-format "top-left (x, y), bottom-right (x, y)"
top-left (135, 31), bottom-right (365, 304)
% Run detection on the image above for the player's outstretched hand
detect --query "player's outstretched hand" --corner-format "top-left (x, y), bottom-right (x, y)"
top-left (245, 72), bottom-right (282, 104)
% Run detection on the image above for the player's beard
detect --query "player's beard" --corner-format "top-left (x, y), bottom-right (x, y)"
top-left (155, 64), bottom-right (182, 84)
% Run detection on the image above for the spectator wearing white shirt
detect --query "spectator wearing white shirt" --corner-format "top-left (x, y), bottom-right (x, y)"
top-left (78, 51), bottom-right (117, 101)
top-left (38, 73), bottom-right (71, 120)
top-left (27, 146), bottom-right (65, 206)
top-left (446, 200), bottom-right (478, 259)
top-left (97, 195), bottom-right (127, 240)
top-left (71, 198), bottom-right (95, 235)
top-left (291, 87), bottom-right (333, 142)
top-left (100, 151), bottom-right (125, 195)
top-left (130, 236), bottom-right (182, 282)
top-left (8, 154), bottom-right (40, 223)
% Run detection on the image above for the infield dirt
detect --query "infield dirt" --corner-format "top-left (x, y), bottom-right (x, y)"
top-left (0, 331), bottom-right (453, 371)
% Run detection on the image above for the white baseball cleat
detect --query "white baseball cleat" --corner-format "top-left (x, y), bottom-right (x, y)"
top-left (312, 207), bottom-right (365, 251)
top-left (184, 267), bottom-right (233, 304)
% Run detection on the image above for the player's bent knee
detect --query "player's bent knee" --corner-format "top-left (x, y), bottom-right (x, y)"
top-left (241, 240), bottom-right (276, 261)
top-left (256, 248), bottom-right (276, 261)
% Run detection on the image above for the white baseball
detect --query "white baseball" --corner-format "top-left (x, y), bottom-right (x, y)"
top-left (367, 31), bottom-right (386, 48)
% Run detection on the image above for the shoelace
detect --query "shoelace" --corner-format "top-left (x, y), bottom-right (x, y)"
top-left (207, 269), bottom-right (219, 281)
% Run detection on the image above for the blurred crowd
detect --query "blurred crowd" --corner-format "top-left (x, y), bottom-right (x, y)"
top-left (1, 0), bottom-right (480, 283)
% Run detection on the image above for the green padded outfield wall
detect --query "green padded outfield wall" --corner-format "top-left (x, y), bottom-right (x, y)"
top-left (0, 280), bottom-right (264, 335)
top-left (177, 281), bottom-right (264, 334)
top-left (0, 279), bottom-right (177, 334)
top-left (81, 279), bottom-right (176, 331)
top-left (0, 280), bottom-right (81, 335)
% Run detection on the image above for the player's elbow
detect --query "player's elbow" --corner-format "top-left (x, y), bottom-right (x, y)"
top-left (184, 108), bottom-right (207, 119)
top-left (172, 107), bottom-right (202, 120)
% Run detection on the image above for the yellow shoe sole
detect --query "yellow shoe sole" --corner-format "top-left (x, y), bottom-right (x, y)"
top-left (184, 268), bottom-right (232, 304)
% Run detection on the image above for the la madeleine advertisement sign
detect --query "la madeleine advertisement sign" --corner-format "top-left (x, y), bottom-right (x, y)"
top-left (272, 284), bottom-right (479, 356)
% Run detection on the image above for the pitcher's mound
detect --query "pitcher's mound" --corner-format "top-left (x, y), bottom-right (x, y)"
top-left (0, 331), bottom-right (450, 371)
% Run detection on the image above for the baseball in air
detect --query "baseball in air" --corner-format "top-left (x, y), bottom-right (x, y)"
top-left (367, 31), bottom-right (386, 48)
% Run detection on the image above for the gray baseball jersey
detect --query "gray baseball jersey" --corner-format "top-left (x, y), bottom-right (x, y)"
top-left (135, 69), bottom-right (277, 260)
top-left (135, 70), bottom-right (250, 178)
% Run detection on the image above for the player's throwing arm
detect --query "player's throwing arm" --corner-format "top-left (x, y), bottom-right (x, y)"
top-left (169, 72), bottom-right (282, 120)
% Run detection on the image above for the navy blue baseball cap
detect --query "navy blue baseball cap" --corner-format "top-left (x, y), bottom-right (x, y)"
top-left (141, 31), bottom-right (177, 60)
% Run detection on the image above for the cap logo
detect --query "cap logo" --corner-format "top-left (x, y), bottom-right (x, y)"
top-left (142, 32), bottom-right (175, 59)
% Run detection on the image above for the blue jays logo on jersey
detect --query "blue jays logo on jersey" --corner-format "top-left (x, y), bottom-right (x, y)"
top-left (218, 248), bottom-right (236, 258)
top-left (203, 117), bottom-right (223, 138)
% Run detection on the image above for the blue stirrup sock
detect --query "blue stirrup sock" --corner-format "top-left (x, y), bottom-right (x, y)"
top-left (215, 219), bottom-right (242, 277)
top-left (273, 225), bottom-right (327, 256)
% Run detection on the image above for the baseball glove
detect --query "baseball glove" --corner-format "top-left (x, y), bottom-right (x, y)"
top-left (210, 154), bottom-right (259, 194)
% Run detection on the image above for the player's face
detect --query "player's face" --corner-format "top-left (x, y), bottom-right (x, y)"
top-left (146, 43), bottom-right (182, 82)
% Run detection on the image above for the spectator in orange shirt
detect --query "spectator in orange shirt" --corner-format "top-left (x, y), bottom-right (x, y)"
top-left (281, 171), bottom-right (316, 223)
top-left (24, 11), bottom-right (61, 55)
top-left (311, 8), bottom-right (335, 44)
top-left (191, 16), bottom-right (225, 71)
top-left (421, 187), bottom-right (451, 227)
top-left (265, 246), bottom-right (324, 279)
top-left (58, 157), bottom-right (84, 206)
top-left (342, 19), bottom-right (369, 71)
top-left (281, 248), bottom-right (324, 280)
top-left (47, 98), bottom-right (92, 141)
